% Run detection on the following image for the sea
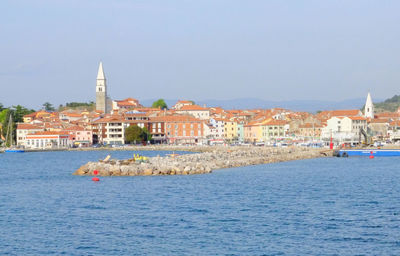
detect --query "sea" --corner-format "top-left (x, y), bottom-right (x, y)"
top-left (1, 150), bottom-right (400, 255)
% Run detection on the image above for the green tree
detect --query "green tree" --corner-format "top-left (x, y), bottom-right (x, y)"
top-left (125, 125), bottom-right (143, 144)
top-left (42, 102), bottom-right (55, 112)
top-left (0, 109), bottom-right (10, 138)
top-left (152, 99), bottom-right (168, 109)
top-left (12, 105), bottom-right (35, 122)
top-left (0, 103), bottom-right (4, 111)
top-left (141, 127), bottom-right (152, 142)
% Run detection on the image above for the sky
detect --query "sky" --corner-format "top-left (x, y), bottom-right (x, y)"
top-left (1, 0), bottom-right (399, 109)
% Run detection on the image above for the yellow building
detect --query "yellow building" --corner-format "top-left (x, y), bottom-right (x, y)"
top-left (224, 119), bottom-right (238, 142)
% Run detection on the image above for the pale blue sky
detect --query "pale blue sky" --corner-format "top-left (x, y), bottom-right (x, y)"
top-left (1, 0), bottom-right (399, 109)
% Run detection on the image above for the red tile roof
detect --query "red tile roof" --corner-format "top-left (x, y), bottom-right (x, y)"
top-left (178, 105), bottom-right (209, 111)
top-left (17, 124), bottom-right (42, 130)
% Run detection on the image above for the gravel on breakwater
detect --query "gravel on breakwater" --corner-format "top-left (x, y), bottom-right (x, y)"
top-left (73, 146), bottom-right (329, 176)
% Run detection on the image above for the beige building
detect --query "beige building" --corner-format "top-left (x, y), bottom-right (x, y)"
top-left (175, 105), bottom-right (210, 120)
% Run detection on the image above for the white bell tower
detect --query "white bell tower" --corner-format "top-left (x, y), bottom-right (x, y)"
top-left (364, 92), bottom-right (374, 119)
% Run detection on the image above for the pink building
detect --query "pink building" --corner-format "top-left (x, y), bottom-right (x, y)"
top-left (65, 126), bottom-right (93, 147)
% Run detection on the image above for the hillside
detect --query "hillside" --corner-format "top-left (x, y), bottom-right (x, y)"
top-left (374, 95), bottom-right (400, 112)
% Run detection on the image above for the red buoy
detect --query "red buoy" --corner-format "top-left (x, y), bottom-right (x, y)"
top-left (369, 155), bottom-right (374, 159)
top-left (93, 170), bottom-right (99, 175)
top-left (92, 177), bottom-right (100, 182)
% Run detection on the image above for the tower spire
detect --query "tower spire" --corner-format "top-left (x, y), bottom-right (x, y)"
top-left (97, 61), bottom-right (105, 80)
top-left (364, 92), bottom-right (374, 119)
top-left (96, 61), bottom-right (107, 113)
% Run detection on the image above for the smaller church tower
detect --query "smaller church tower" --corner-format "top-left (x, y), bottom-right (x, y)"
top-left (364, 92), bottom-right (374, 119)
top-left (96, 62), bottom-right (107, 113)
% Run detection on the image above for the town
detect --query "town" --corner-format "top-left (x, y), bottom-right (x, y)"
top-left (5, 62), bottom-right (400, 150)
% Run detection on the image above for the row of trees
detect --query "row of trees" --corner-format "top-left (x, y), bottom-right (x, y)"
top-left (0, 103), bottom-right (35, 146)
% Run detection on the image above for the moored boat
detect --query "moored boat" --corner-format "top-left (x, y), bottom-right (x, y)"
top-left (5, 149), bottom-right (25, 153)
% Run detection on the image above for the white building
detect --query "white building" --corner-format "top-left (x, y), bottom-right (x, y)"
top-left (321, 116), bottom-right (367, 141)
top-left (25, 131), bottom-right (69, 149)
top-left (16, 123), bottom-right (44, 147)
top-left (209, 118), bottom-right (225, 139)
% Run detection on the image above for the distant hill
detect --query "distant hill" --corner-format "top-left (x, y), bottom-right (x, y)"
top-left (141, 97), bottom-right (381, 113)
top-left (374, 95), bottom-right (400, 112)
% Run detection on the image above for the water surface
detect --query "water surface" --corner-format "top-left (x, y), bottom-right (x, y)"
top-left (1, 151), bottom-right (400, 255)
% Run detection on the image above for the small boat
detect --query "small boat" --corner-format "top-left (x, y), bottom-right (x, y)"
top-left (5, 149), bottom-right (25, 153)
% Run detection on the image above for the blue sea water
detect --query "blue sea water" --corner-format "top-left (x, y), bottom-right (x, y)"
top-left (1, 150), bottom-right (400, 255)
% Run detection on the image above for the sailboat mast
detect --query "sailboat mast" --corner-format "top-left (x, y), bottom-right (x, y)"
top-left (6, 114), bottom-right (13, 146)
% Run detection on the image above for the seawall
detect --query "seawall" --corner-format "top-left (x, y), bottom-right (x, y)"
top-left (73, 146), bottom-right (329, 176)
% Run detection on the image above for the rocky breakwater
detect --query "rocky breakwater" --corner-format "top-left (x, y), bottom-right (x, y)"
top-left (73, 147), bottom-right (328, 177)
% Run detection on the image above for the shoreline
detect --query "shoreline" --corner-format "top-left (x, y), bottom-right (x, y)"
top-left (73, 146), bottom-right (330, 176)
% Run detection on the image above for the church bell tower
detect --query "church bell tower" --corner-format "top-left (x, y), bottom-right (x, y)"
top-left (364, 92), bottom-right (374, 119)
top-left (96, 62), bottom-right (107, 113)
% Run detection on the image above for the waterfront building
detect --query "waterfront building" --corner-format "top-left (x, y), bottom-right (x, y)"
top-left (146, 116), bottom-right (167, 143)
top-left (92, 115), bottom-right (126, 145)
top-left (163, 115), bottom-right (204, 144)
top-left (203, 123), bottom-right (217, 140)
top-left (25, 131), bottom-right (69, 149)
top-left (224, 119), bottom-right (238, 142)
top-left (237, 123), bottom-right (244, 143)
top-left (16, 123), bottom-right (44, 147)
top-left (209, 118), bottom-right (226, 139)
top-left (65, 126), bottom-right (93, 147)
top-left (364, 92), bottom-right (374, 119)
top-left (244, 120), bottom-right (263, 143)
top-left (321, 116), bottom-right (367, 141)
top-left (261, 119), bottom-right (288, 142)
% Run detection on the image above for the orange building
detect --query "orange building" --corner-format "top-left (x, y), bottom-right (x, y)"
top-left (161, 115), bottom-right (204, 144)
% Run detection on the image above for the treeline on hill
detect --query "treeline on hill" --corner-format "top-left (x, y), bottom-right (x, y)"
top-left (0, 103), bottom-right (35, 146)
top-left (58, 101), bottom-right (95, 111)
top-left (374, 95), bottom-right (400, 112)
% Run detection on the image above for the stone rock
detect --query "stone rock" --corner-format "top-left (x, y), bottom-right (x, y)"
top-left (143, 169), bottom-right (153, 176)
